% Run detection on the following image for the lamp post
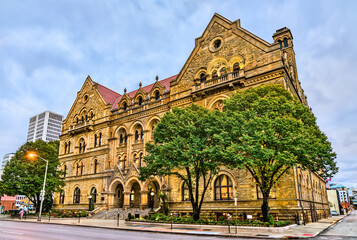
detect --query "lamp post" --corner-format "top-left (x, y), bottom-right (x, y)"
top-left (27, 152), bottom-right (48, 222)
top-left (150, 192), bottom-right (154, 212)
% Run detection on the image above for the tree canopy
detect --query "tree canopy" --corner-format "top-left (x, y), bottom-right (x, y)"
top-left (139, 104), bottom-right (226, 221)
top-left (0, 140), bottom-right (64, 212)
top-left (222, 84), bottom-right (338, 221)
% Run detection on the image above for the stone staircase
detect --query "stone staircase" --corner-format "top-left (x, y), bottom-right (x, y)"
top-left (91, 208), bottom-right (154, 220)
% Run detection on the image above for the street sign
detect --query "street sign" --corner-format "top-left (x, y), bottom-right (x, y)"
top-left (247, 215), bottom-right (252, 219)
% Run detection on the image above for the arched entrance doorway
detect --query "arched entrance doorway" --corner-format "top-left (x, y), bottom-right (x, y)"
top-left (114, 184), bottom-right (124, 208)
top-left (130, 182), bottom-right (141, 208)
top-left (148, 181), bottom-right (160, 210)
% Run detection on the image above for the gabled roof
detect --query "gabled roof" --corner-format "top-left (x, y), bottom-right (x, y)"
top-left (95, 83), bottom-right (121, 106)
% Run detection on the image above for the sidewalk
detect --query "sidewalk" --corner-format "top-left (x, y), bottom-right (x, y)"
top-left (0, 214), bottom-right (345, 239)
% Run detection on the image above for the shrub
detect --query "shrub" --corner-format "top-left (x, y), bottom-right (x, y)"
top-left (268, 214), bottom-right (275, 226)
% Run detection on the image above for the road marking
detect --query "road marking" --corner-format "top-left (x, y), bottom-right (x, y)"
top-left (2, 231), bottom-right (23, 235)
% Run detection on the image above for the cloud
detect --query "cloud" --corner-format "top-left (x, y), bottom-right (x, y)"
top-left (0, 0), bottom-right (356, 190)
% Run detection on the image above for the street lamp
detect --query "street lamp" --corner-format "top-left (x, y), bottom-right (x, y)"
top-left (27, 152), bottom-right (48, 222)
top-left (150, 192), bottom-right (154, 212)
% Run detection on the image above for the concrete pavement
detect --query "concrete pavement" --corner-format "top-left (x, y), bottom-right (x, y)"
top-left (0, 213), bottom-right (347, 239)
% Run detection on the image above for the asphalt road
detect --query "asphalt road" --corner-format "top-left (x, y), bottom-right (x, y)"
top-left (0, 221), bottom-right (239, 240)
top-left (312, 211), bottom-right (357, 240)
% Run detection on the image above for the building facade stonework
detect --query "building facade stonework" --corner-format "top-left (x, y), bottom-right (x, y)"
top-left (54, 14), bottom-right (328, 221)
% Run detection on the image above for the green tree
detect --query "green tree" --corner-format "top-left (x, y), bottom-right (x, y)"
top-left (139, 104), bottom-right (226, 221)
top-left (222, 84), bottom-right (338, 222)
top-left (0, 140), bottom-right (64, 212)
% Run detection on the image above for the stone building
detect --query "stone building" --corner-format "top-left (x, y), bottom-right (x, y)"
top-left (53, 14), bottom-right (329, 221)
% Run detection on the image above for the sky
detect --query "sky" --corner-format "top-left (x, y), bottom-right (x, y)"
top-left (0, 0), bottom-right (356, 189)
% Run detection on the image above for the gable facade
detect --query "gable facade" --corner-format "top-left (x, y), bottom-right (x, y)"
top-left (54, 14), bottom-right (327, 222)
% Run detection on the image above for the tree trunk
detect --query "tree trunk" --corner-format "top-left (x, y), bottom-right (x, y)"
top-left (192, 208), bottom-right (200, 221)
top-left (261, 195), bottom-right (270, 222)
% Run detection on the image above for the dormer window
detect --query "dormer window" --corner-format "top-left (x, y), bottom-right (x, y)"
top-left (138, 96), bottom-right (143, 106)
top-left (155, 91), bottom-right (160, 101)
top-left (123, 102), bottom-right (128, 111)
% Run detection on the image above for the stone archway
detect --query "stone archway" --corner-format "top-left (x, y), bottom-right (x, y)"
top-left (147, 181), bottom-right (160, 209)
top-left (130, 182), bottom-right (141, 208)
top-left (114, 183), bottom-right (124, 208)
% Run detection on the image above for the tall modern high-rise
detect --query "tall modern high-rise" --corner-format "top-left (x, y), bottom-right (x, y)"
top-left (1, 153), bottom-right (15, 170)
top-left (26, 111), bottom-right (63, 142)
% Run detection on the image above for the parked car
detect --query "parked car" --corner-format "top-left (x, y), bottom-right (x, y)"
top-left (331, 210), bottom-right (339, 216)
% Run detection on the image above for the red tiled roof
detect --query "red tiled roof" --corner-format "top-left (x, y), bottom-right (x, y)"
top-left (110, 75), bottom-right (177, 110)
top-left (96, 83), bottom-right (121, 106)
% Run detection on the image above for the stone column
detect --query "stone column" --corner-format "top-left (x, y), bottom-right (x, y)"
top-left (107, 192), bottom-right (115, 209)
top-left (123, 191), bottom-right (130, 210)
top-left (140, 190), bottom-right (149, 210)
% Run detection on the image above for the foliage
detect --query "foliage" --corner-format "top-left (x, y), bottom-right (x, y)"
top-left (268, 214), bottom-right (275, 226)
top-left (159, 192), bottom-right (169, 215)
top-left (221, 84), bottom-right (338, 221)
top-left (140, 104), bottom-right (227, 221)
top-left (0, 140), bottom-right (65, 213)
top-left (134, 213), bottom-right (291, 227)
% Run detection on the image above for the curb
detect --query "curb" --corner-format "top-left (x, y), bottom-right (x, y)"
top-left (311, 215), bottom-right (346, 238)
top-left (0, 218), bottom-right (284, 239)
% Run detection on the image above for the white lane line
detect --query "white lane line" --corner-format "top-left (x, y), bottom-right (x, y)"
top-left (1, 231), bottom-right (23, 235)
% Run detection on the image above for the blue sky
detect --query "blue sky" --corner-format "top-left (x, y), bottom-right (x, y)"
top-left (1, 0), bottom-right (356, 188)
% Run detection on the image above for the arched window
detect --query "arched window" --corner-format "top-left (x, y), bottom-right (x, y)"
top-left (64, 143), bottom-right (67, 154)
top-left (214, 175), bottom-right (233, 200)
top-left (119, 134), bottom-right (124, 144)
top-left (220, 67), bottom-right (227, 76)
top-left (90, 112), bottom-right (94, 119)
top-left (76, 117), bottom-right (79, 124)
top-left (123, 102), bottom-right (128, 111)
top-left (182, 182), bottom-right (190, 201)
top-left (76, 163), bottom-right (80, 176)
top-left (73, 187), bottom-right (81, 204)
top-left (85, 115), bottom-right (88, 121)
top-left (135, 130), bottom-right (139, 140)
top-left (140, 130), bottom-right (144, 140)
top-left (81, 116), bottom-right (84, 122)
top-left (80, 162), bottom-right (84, 175)
top-left (283, 38), bottom-right (288, 48)
top-left (94, 134), bottom-right (98, 147)
top-left (233, 63), bottom-right (240, 72)
top-left (119, 156), bottom-right (126, 170)
top-left (133, 153), bottom-right (137, 164)
top-left (139, 153), bottom-right (143, 168)
top-left (63, 164), bottom-right (67, 178)
top-left (90, 187), bottom-right (97, 204)
top-left (79, 139), bottom-right (86, 153)
top-left (155, 91), bottom-right (160, 100)
top-left (59, 191), bottom-right (65, 204)
top-left (99, 133), bottom-right (102, 146)
top-left (68, 141), bottom-right (71, 153)
top-left (94, 159), bottom-right (98, 174)
top-left (278, 40), bottom-right (282, 49)
top-left (199, 72), bottom-right (206, 83)
top-left (212, 70), bottom-right (218, 79)
top-left (138, 96), bottom-right (143, 106)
